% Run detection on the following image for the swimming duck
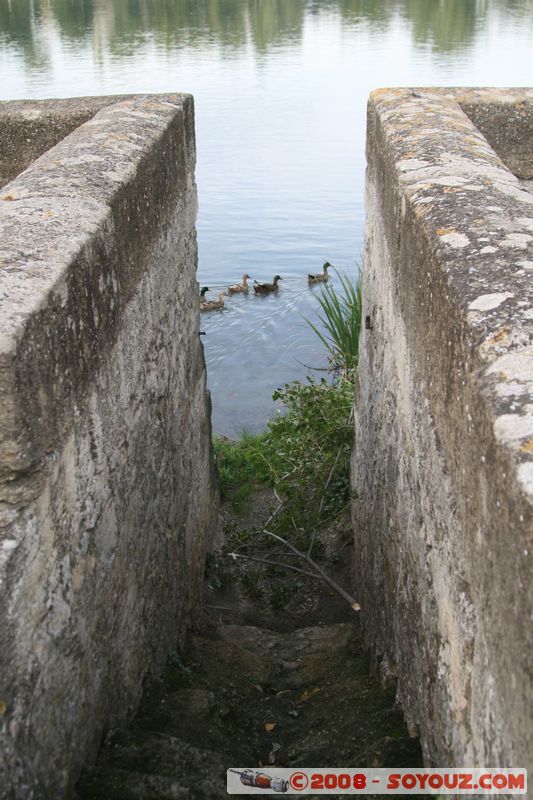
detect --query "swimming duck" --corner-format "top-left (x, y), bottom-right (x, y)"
top-left (200, 288), bottom-right (226, 311)
top-left (253, 275), bottom-right (283, 294)
top-left (308, 262), bottom-right (331, 283)
top-left (228, 274), bottom-right (252, 294)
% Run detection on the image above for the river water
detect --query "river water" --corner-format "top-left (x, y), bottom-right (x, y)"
top-left (2, 1), bottom-right (533, 434)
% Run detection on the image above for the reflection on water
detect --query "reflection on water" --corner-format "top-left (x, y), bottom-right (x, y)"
top-left (4, 1), bottom-right (533, 56)
top-left (1, 1), bottom-right (533, 434)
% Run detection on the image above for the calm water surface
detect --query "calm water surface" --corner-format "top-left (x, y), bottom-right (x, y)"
top-left (2, 1), bottom-right (533, 434)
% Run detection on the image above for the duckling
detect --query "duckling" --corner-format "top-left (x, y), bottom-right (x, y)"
top-left (200, 288), bottom-right (226, 311)
top-left (308, 262), bottom-right (331, 283)
top-left (253, 275), bottom-right (283, 294)
top-left (228, 273), bottom-right (252, 294)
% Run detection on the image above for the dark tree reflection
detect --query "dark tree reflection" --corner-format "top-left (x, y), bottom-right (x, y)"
top-left (1, 0), bottom-right (532, 66)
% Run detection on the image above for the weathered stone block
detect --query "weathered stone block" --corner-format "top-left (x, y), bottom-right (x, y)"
top-left (353, 88), bottom-right (532, 773)
top-left (0, 95), bottom-right (217, 797)
top-left (0, 96), bottom-right (129, 191)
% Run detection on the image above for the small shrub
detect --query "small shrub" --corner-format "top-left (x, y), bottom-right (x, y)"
top-left (268, 377), bottom-right (354, 518)
top-left (213, 377), bottom-right (354, 531)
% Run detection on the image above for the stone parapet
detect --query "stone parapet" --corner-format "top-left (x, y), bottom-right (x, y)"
top-left (353, 88), bottom-right (532, 773)
top-left (0, 96), bottom-right (131, 191)
top-left (0, 95), bottom-right (217, 797)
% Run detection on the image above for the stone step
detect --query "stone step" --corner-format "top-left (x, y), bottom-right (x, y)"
top-left (216, 623), bottom-right (357, 688)
top-left (77, 620), bottom-right (422, 798)
top-left (78, 731), bottom-right (225, 799)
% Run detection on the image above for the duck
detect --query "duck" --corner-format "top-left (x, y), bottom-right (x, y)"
top-left (308, 261), bottom-right (331, 283)
top-left (199, 287), bottom-right (226, 311)
top-left (253, 275), bottom-right (283, 294)
top-left (228, 273), bottom-right (252, 294)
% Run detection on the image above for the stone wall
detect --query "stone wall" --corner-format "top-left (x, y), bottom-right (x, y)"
top-left (0, 95), bottom-right (217, 797)
top-left (353, 89), bottom-right (532, 774)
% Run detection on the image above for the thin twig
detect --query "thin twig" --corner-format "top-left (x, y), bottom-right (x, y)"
top-left (306, 529), bottom-right (318, 558)
top-left (264, 497), bottom-right (284, 529)
top-left (311, 402), bottom-right (354, 555)
top-left (331, 538), bottom-right (352, 556)
top-left (253, 448), bottom-right (282, 483)
top-left (318, 444), bottom-right (343, 518)
top-left (228, 552), bottom-right (321, 581)
top-left (280, 464), bottom-right (299, 481)
top-left (230, 536), bottom-right (259, 554)
top-left (308, 440), bottom-right (344, 557)
top-left (261, 544), bottom-right (287, 561)
top-left (229, 499), bottom-right (285, 556)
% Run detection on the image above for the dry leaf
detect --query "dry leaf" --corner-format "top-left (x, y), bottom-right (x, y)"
top-left (299, 687), bottom-right (321, 703)
top-left (264, 722), bottom-right (277, 732)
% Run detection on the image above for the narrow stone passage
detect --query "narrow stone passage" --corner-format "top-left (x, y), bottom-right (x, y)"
top-left (76, 496), bottom-right (422, 799)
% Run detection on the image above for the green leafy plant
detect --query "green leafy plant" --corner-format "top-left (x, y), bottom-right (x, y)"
top-left (305, 269), bottom-right (362, 380)
top-left (268, 377), bottom-right (354, 520)
top-left (213, 377), bottom-right (354, 532)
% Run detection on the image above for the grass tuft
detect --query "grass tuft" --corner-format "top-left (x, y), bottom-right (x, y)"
top-left (305, 269), bottom-right (362, 380)
top-left (213, 431), bottom-right (272, 511)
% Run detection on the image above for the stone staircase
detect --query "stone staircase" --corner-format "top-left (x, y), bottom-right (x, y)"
top-left (76, 504), bottom-right (422, 799)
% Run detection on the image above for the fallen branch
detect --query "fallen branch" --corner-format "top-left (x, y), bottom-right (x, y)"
top-left (228, 552), bottom-right (321, 581)
top-left (228, 528), bottom-right (360, 612)
top-left (260, 529), bottom-right (360, 611)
